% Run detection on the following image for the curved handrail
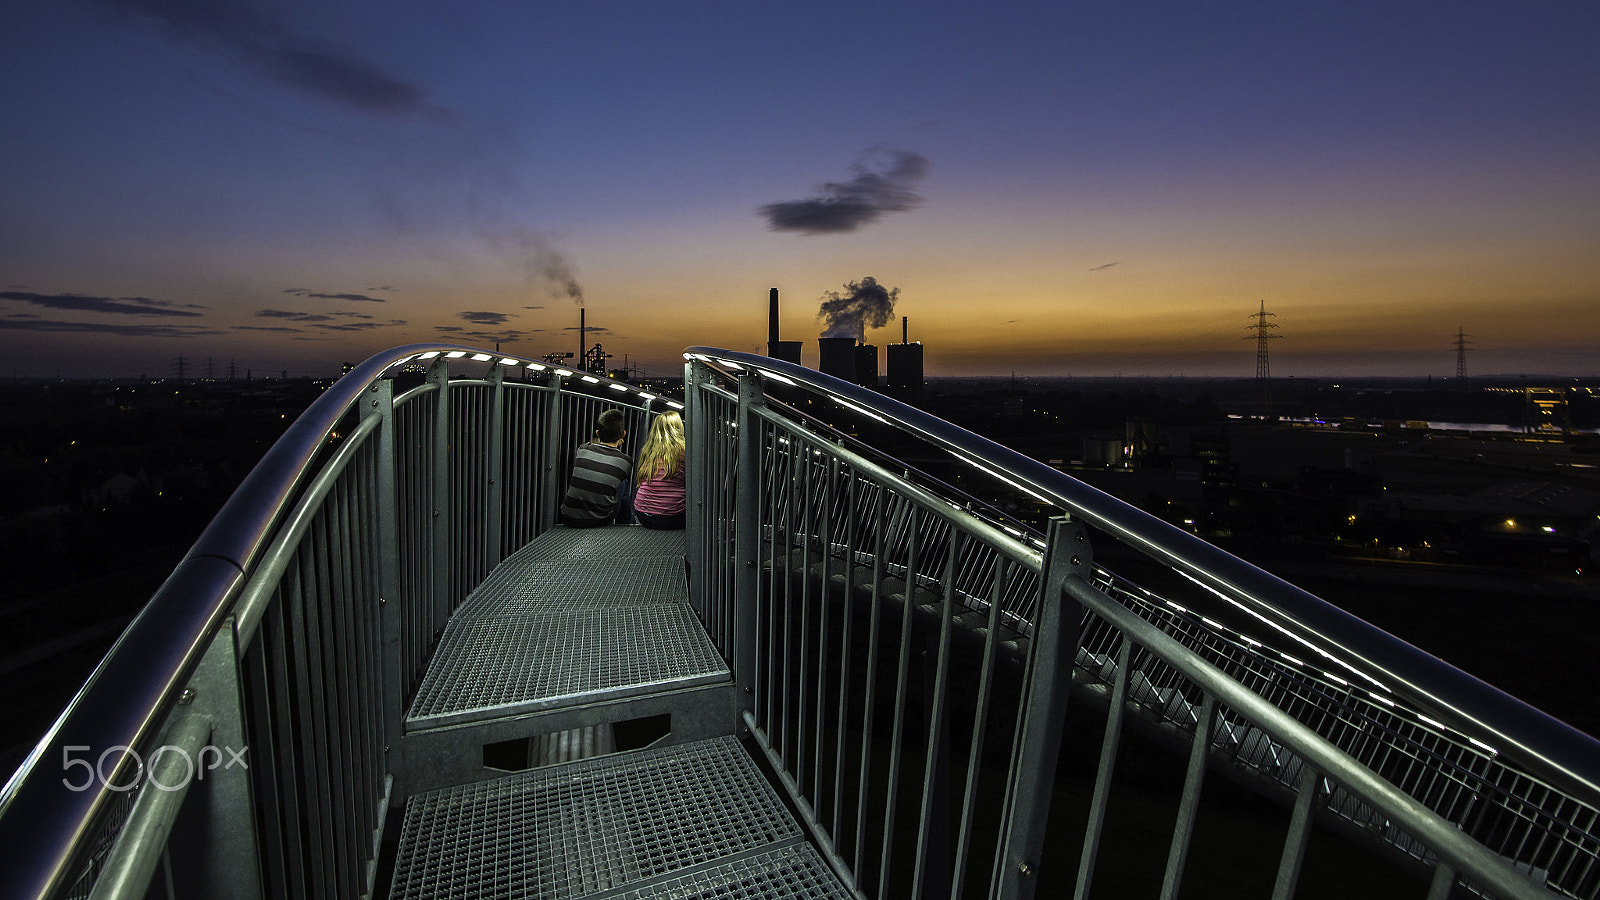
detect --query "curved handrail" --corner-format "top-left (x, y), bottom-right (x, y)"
top-left (684, 346), bottom-right (1600, 809)
top-left (0, 342), bottom-right (654, 900)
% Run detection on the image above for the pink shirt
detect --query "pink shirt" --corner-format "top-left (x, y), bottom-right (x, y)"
top-left (632, 459), bottom-right (686, 516)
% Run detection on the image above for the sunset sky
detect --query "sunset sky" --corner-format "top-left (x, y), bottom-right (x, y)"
top-left (3, 1), bottom-right (1597, 379)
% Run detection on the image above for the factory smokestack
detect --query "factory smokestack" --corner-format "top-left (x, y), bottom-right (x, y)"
top-left (769, 288), bottom-right (779, 348)
top-left (766, 287), bottom-right (803, 364)
top-left (902, 315), bottom-right (908, 344)
top-left (580, 307), bottom-right (586, 368)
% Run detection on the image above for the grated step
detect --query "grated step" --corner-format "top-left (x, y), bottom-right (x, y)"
top-left (406, 525), bottom-right (725, 729)
top-left (407, 599), bottom-right (727, 727)
top-left (390, 736), bottom-right (850, 899)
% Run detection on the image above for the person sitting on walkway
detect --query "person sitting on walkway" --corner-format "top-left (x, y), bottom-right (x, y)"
top-left (630, 411), bottom-right (686, 530)
top-left (559, 408), bottom-right (632, 528)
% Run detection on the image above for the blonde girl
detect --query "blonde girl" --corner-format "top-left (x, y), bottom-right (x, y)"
top-left (630, 411), bottom-right (686, 529)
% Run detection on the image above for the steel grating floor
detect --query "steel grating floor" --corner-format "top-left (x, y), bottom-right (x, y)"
top-left (390, 736), bottom-right (852, 900)
top-left (408, 526), bottom-right (725, 728)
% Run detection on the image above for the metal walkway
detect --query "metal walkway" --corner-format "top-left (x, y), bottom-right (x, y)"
top-left (395, 526), bottom-right (851, 899)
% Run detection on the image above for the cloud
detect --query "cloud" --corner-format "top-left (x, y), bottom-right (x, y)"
top-left (90, 0), bottom-right (439, 116)
top-left (284, 288), bottom-right (387, 303)
top-left (760, 148), bottom-right (929, 235)
top-left (257, 308), bottom-right (333, 322)
top-left (0, 318), bottom-right (222, 337)
top-left (460, 311), bottom-right (512, 325)
top-left (1089, 262), bottom-right (1119, 271)
top-left (1, 291), bottom-right (206, 317)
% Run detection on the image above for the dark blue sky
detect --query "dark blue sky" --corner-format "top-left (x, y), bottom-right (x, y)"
top-left (3, 1), bottom-right (1597, 377)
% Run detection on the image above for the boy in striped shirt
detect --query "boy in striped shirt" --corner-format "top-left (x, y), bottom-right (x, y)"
top-left (559, 409), bottom-right (632, 527)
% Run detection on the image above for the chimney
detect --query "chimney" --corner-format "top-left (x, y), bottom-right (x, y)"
top-left (766, 287), bottom-right (803, 364)
top-left (579, 307), bottom-right (586, 368)
top-left (769, 288), bottom-right (780, 349)
top-left (902, 315), bottom-right (908, 344)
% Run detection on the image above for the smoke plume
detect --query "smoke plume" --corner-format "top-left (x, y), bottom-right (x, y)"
top-left (761, 149), bottom-right (929, 235)
top-left (817, 277), bottom-right (899, 341)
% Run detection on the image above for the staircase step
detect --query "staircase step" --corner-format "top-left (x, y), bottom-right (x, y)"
top-left (390, 736), bottom-right (850, 899)
top-left (406, 526), bottom-right (726, 729)
top-left (407, 597), bottom-right (727, 728)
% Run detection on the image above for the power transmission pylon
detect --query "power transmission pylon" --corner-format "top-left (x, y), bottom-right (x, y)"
top-left (1453, 327), bottom-right (1472, 387)
top-left (1245, 301), bottom-right (1280, 411)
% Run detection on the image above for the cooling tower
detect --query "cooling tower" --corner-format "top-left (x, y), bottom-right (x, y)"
top-left (818, 337), bottom-right (857, 383)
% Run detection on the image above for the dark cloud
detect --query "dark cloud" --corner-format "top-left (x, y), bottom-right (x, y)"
top-left (234, 325), bottom-right (304, 334)
top-left (522, 305), bottom-right (544, 311)
top-left (89, 0), bottom-right (438, 116)
top-left (458, 329), bottom-right (538, 343)
top-left (284, 288), bottom-right (387, 303)
top-left (1, 290), bottom-right (206, 317)
top-left (460, 311), bottom-right (512, 325)
top-left (760, 148), bottom-right (929, 235)
top-left (0, 318), bottom-right (222, 337)
top-left (817, 276), bottom-right (898, 340)
top-left (1090, 262), bottom-right (1119, 271)
top-left (257, 308), bottom-right (333, 322)
top-left (559, 325), bottom-right (611, 335)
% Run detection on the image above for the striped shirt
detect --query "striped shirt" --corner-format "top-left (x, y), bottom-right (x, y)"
top-left (631, 459), bottom-right (686, 517)
top-left (559, 442), bottom-right (632, 525)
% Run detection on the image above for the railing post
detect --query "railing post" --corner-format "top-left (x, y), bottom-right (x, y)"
top-left (540, 371), bottom-right (566, 532)
top-left (425, 358), bottom-right (452, 617)
top-left (683, 360), bottom-right (706, 615)
top-left (485, 361), bottom-right (506, 568)
top-left (995, 516), bottom-right (1090, 899)
top-left (365, 378), bottom-right (407, 793)
top-left (163, 621), bottom-right (264, 900)
top-left (731, 372), bottom-right (765, 722)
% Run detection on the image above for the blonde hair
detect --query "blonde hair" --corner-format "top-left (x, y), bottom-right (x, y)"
top-left (636, 411), bottom-right (685, 482)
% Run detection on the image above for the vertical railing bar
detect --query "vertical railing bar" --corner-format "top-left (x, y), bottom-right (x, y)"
top-left (912, 528), bottom-right (960, 900)
top-left (263, 600), bottom-right (306, 895)
top-left (1160, 692), bottom-right (1217, 900)
top-left (485, 364), bottom-right (505, 571)
top-left (797, 440), bottom-right (814, 794)
top-left (951, 554), bottom-right (1009, 900)
top-left (284, 556), bottom-right (330, 896)
top-left (763, 421), bottom-right (779, 733)
top-left (732, 374), bottom-right (764, 726)
top-left (427, 359), bottom-right (451, 626)
top-left (1075, 636), bottom-right (1133, 900)
top-left (368, 380), bottom-right (405, 795)
top-left (315, 513), bottom-right (359, 896)
top-left (541, 372), bottom-right (565, 535)
top-left (814, 453), bottom-right (837, 821)
top-left (330, 475), bottom-right (367, 874)
top-left (832, 465), bottom-right (858, 847)
top-left (878, 504), bottom-right (923, 899)
top-left (779, 424), bottom-right (796, 767)
top-left (1428, 862), bottom-right (1459, 900)
top-left (993, 517), bottom-right (1087, 900)
top-left (855, 486), bottom-right (892, 880)
top-left (1271, 757), bottom-right (1321, 900)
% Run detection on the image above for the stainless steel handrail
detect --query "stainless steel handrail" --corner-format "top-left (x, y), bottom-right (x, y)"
top-left (0, 343), bottom-right (660, 900)
top-left (685, 346), bottom-right (1600, 807)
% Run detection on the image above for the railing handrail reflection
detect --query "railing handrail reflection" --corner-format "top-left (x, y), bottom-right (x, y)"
top-left (684, 347), bottom-right (1600, 835)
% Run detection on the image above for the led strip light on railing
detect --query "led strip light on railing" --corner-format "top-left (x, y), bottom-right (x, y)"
top-left (396, 350), bottom-right (683, 409)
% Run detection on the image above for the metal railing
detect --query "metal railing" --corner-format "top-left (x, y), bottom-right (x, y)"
top-left (683, 347), bottom-right (1600, 900)
top-left (0, 345), bottom-right (673, 900)
top-left (2, 341), bottom-right (1596, 900)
